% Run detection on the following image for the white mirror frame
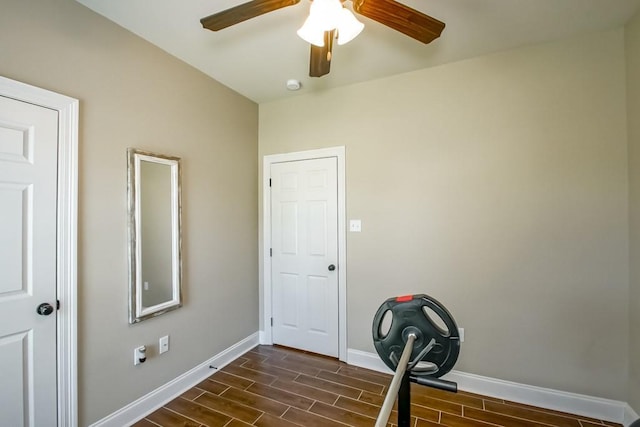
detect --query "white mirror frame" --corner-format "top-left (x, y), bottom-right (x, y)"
top-left (127, 148), bottom-right (182, 324)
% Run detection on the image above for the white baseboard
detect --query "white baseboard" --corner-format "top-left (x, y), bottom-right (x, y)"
top-left (90, 332), bottom-right (259, 427)
top-left (625, 404), bottom-right (639, 426)
top-left (347, 348), bottom-right (630, 425)
top-left (346, 348), bottom-right (394, 374)
top-left (259, 330), bottom-right (270, 345)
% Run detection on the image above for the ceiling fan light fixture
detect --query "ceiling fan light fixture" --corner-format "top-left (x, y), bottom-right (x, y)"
top-left (298, 0), bottom-right (363, 47)
top-left (336, 8), bottom-right (364, 45)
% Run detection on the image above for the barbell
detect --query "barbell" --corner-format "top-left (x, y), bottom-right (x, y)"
top-left (372, 294), bottom-right (461, 427)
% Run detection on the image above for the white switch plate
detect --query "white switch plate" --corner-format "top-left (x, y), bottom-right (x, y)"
top-left (458, 328), bottom-right (465, 343)
top-left (349, 219), bottom-right (362, 232)
top-left (159, 335), bottom-right (169, 354)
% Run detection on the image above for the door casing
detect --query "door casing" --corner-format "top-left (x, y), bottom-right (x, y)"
top-left (262, 146), bottom-right (346, 361)
top-left (0, 76), bottom-right (78, 426)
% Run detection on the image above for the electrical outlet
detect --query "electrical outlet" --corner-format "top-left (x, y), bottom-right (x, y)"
top-left (159, 335), bottom-right (169, 354)
top-left (134, 346), bottom-right (146, 365)
top-left (458, 328), bottom-right (465, 343)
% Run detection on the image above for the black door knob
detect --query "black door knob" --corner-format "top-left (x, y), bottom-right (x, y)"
top-left (36, 303), bottom-right (54, 316)
top-left (328, 264), bottom-right (336, 271)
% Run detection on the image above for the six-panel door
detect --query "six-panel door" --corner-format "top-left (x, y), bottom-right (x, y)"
top-left (0, 95), bottom-right (58, 426)
top-left (271, 157), bottom-right (339, 357)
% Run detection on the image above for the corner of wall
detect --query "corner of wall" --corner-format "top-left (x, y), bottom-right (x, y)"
top-left (626, 7), bottom-right (640, 415)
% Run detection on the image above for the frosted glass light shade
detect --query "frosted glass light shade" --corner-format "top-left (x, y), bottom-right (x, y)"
top-left (312, 0), bottom-right (343, 30)
top-left (297, 14), bottom-right (326, 46)
top-left (337, 8), bottom-right (364, 45)
top-left (297, 0), bottom-right (364, 47)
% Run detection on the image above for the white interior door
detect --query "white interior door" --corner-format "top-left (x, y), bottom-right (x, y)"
top-left (271, 157), bottom-right (339, 357)
top-left (0, 95), bottom-right (59, 426)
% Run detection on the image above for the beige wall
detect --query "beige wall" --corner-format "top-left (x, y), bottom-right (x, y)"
top-left (0, 0), bottom-right (258, 424)
top-left (260, 30), bottom-right (629, 400)
top-left (627, 9), bottom-right (640, 413)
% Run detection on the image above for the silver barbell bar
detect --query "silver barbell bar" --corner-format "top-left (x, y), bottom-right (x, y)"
top-left (374, 333), bottom-right (416, 427)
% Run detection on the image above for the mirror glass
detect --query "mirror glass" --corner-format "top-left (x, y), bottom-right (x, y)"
top-left (128, 148), bottom-right (182, 323)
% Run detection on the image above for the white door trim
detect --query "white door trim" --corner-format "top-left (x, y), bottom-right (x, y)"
top-left (0, 76), bottom-right (79, 426)
top-left (262, 146), bottom-right (347, 361)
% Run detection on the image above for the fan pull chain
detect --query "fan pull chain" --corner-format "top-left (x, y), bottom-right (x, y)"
top-left (325, 30), bottom-right (335, 62)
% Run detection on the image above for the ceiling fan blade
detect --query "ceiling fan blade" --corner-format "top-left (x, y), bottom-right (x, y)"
top-left (352, 0), bottom-right (445, 44)
top-left (309, 30), bottom-right (335, 77)
top-left (201, 0), bottom-right (300, 31)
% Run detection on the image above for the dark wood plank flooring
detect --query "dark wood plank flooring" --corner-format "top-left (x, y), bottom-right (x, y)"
top-left (133, 345), bottom-right (621, 427)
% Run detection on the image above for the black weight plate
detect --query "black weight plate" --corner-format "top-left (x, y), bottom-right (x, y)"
top-left (372, 294), bottom-right (460, 378)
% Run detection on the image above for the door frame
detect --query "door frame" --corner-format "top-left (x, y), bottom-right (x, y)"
top-left (0, 76), bottom-right (78, 426)
top-left (262, 146), bottom-right (347, 361)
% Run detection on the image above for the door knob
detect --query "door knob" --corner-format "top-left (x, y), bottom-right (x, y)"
top-left (328, 264), bottom-right (336, 271)
top-left (36, 303), bottom-right (54, 316)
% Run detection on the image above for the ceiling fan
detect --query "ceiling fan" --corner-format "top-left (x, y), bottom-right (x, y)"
top-left (200, 0), bottom-right (445, 78)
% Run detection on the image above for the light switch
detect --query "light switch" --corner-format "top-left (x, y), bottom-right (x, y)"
top-left (350, 219), bottom-right (362, 232)
top-left (159, 335), bottom-right (169, 354)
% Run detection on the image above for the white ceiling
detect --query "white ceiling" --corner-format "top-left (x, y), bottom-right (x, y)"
top-left (76, 0), bottom-right (640, 104)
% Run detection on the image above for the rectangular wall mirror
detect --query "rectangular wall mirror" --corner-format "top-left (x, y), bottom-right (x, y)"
top-left (128, 148), bottom-right (182, 324)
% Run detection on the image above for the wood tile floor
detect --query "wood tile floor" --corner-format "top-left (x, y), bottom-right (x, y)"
top-left (133, 345), bottom-right (621, 427)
